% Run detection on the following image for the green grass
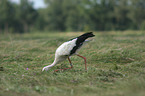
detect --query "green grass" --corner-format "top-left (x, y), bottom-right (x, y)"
top-left (0, 31), bottom-right (145, 96)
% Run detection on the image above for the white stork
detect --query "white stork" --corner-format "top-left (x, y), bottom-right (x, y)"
top-left (42, 32), bottom-right (95, 72)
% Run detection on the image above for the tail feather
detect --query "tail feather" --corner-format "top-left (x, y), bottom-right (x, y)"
top-left (70, 32), bottom-right (95, 55)
top-left (77, 32), bottom-right (95, 43)
top-left (81, 32), bottom-right (95, 37)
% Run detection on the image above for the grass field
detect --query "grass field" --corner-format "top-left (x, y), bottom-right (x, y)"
top-left (0, 31), bottom-right (145, 96)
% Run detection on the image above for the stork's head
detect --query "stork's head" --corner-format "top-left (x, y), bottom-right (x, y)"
top-left (42, 66), bottom-right (51, 71)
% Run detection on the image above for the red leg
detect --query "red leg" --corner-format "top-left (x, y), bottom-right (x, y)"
top-left (68, 57), bottom-right (73, 68)
top-left (54, 57), bottom-right (73, 72)
top-left (77, 54), bottom-right (87, 70)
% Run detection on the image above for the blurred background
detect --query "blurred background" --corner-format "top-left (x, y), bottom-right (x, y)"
top-left (0, 0), bottom-right (145, 33)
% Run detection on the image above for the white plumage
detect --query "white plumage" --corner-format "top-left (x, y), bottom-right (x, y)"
top-left (42, 32), bottom-right (95, 72)
top-left (56, 38), bottom-right (77, 56)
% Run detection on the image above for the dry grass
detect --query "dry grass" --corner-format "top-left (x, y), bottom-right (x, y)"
top-left (0, 31), bottom-right (145, 96)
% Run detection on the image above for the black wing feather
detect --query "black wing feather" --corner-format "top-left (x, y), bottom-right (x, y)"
top-left (70, 32), bottom-right (95, 55)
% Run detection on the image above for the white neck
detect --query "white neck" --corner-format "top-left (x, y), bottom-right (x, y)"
top-left (43, 58), bottom-right (58, 71)
top-left (49, 61), bottom-right (56, 67)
